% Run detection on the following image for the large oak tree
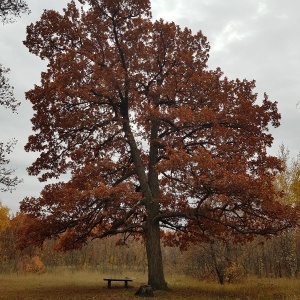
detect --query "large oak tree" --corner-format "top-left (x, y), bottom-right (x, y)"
top-left (20, 0), bottom-right (297, 290)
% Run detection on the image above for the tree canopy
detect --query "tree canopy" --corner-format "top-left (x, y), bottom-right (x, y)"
top-left (0, 139), bottom-right (21, 192)
top-left (0, 65), bottom-right (19, 112)
top-left (0, 0), bottom-right (27, 193)
top-left (0, 0), bottom-right (29, 23)
top-left (19, 0), bottom-right (298, 290)
top-left (0, 202), bottom-right (10, 232)
top-left (275, 144), bottom-right (300, 206)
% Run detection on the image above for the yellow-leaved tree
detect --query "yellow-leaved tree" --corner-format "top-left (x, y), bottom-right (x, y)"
top-left (0, 201), bottom-right (10, 232)
top-left (275, 144), bottom-right (300, 206)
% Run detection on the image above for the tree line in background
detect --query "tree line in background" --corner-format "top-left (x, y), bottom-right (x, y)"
top-left (0, 145), bottom-right (299, 284)
top-left (1, 215), bottom-right (300, 285)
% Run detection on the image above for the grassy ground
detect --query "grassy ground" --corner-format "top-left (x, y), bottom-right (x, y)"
top-left (0, 270), bottom-right (300, 299)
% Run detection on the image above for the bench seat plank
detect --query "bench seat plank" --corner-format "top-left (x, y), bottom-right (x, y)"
top-left (103, 278), bottom-right (133, 288)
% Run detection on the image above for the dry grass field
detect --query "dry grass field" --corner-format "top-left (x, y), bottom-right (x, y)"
top-left (1, 270), bottom-right (300, 299)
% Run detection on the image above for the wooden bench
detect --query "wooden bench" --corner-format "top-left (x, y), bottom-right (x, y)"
top-left (103, 278), bottom-right (133, 288)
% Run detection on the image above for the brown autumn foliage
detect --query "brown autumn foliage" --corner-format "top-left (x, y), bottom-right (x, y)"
top-left (18, 0), bottom-right (297, 290)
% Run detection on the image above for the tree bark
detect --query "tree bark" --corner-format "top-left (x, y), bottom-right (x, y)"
top-left (145, 216), bottom-right (169, 290)
top-left (144, 118), bottom-right (169, 290)
top-left (123, 112), bottom-right (168, 290)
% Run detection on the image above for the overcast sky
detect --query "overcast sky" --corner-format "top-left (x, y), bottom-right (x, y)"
top-left (0, 0), bottom-right (299, 213)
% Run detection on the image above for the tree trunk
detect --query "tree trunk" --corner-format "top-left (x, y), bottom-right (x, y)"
top-left (123, 113), bottom-right (168, 290)
top-left (143, 117), bottom-right (168, 290)
top-left (145, 217), bottom-right (169, 290)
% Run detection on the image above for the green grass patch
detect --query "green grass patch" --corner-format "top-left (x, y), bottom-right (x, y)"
top-left (0, 271), bottom-right (300, 299)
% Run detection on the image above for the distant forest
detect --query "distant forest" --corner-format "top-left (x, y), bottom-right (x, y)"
top-left (1, 227), bottom-right (300, 285)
